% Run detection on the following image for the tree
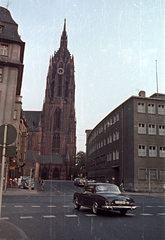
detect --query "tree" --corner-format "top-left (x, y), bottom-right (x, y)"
top-left (72, 151), bottom-right (86, 178)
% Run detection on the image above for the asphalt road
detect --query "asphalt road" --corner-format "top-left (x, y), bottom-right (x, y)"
top-left (1, 181), bottom-right (165, 240)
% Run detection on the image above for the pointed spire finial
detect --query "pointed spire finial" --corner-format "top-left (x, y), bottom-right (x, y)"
top-left (60, 19), bottom-right (67, 49)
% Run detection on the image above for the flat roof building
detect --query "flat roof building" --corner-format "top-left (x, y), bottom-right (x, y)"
top-left (85, 91), bottom-right (165, 192)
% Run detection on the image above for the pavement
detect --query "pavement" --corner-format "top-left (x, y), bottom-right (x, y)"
top-left (0, 186), bottom-right (164, 240)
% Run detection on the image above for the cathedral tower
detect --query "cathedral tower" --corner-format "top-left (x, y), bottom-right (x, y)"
top-left (41, 20), bottom-right (76, 180)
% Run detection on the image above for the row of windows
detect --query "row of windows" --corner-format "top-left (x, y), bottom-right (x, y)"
top-left (138, 145), bottom-right (165, 157)
top-left (138, 168), bottom-right (165, 181)
top-left (105, 146), bottom-right (165, 162)
top-left (88, 113), bottom-right (120, 145)
top-left (138, 102), bottom-right (165, 115)
top-left (138, 123), bottom-right (165, 135)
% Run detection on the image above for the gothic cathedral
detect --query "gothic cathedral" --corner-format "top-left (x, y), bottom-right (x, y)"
top-left (24, 20), bottom-right (76, 180)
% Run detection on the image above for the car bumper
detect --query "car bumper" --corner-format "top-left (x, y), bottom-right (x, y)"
top-left (102, 205), bottom-right (137, 210)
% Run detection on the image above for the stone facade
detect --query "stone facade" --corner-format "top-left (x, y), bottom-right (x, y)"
top-left (0, 7), bottom-right (27, 178)
top-left (24, 20), bottom-right (76, 180)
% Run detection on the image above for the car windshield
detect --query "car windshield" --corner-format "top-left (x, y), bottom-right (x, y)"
top-left (96, 185), bottom-right (121, 194)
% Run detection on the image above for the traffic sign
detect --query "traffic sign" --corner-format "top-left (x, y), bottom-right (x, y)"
top-left (0, 124), bottom-right (17, 145)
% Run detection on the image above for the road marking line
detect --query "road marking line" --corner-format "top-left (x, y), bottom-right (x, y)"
top-left (65, 215), bottom-right (78, 217)
top-left (14, 206), bottom-right (23, 207)
top-left (140, 213), bottom-right (153, 216)
top-left (146, 206), bottom-right (153, 208)
top-left (85, 214), bottom-right (97, 217)
top-left (157, 213), bottom-right (165, 216)
top-left (0, 217), bottom-right (9, 220)
top-left (43, 215), bottom-right (56, 218)
top-left (126, 214), bottom-right (136, 216)
top-left (63, 205), bottom-right (71, 207)
top-left (20, 216), bottom-right (33, 219)
top-left (47, 205), bottom-right (56, 208)
top-left (31, 206), bottom-right (40, 208)
top-left (158, 206), bottom-right (165, 208)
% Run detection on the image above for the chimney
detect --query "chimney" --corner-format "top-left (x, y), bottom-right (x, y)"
top-left (139, 91), bottom-right (146, 98)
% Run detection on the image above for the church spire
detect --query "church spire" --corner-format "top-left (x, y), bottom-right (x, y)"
top-left (60, 19), bottom-right (67, 49)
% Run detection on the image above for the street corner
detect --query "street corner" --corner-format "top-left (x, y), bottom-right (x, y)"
top-left (0, 220), bottom-right (29, 240)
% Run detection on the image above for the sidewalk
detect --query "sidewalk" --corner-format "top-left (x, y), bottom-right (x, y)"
top-left (3, 187), bottom-right (38, 196)
top-left (0, 220), bottom-right (29, 240)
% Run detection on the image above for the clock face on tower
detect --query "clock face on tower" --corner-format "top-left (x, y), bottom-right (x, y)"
top-left (57, 68), bottom-right (64, 75)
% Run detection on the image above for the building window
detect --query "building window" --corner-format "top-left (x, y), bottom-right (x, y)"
top-left (149, 168), bottom-right (158, 180)
top-left (159, 125), bottom-right (165, 135)
top-left (13, 110), bottom-right (17, 120)
top-left (0, 26), bottom-right (4, 33)
top-left (138, 168), bottom-right (147, 180)
top-left (0, 44), bottom-right (8, 56)
top-left (158, 104), bottom-right (165, 115)
top-left (116, 131), bottom-right (119, 140)
top-left (138, 145), bottom-right (146, 156)
top-left (110, 135), bottom-right (112, 143)
top-left (113, 115), bottom-right (116, 124)
top-left (116, 113), bottom-right (119, 121)
top-left (159, 147), bottom-right (165, 158)
top-left (109, 118), bottom-right (112, 125)
top-left (107, 153), bottom-right (112, 161)
top-left (138, 123), bottom-right (146, 134)
top-left (52, 133), bottom-right (60, 153)
top-left (113, 151), bottom-right (116, 160)
top-left (138, 102), bottom-right (145, 113)
top-left (0, 67), bottom-right (2, 82)
top-left (148, 124), bottom-right (156, 135)
top-left (149, 146), bottom-right (157, 157)
top-left (116, 150), bottom-right (119, 159)
top-left (148, 103), bottom-right (155, 114)
top-left (113, 132), bottom-right (116, 141)
top-left (160, 169), bottom-right (165, 180)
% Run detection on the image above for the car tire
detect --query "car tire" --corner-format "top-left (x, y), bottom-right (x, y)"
top-left (92, 202), bottom-right (99, 214)
top-left (120, 209), bottom-right (127, 215)
top-left (73, 198), bottom-right (81, 209)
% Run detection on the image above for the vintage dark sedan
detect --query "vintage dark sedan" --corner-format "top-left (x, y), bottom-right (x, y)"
top-left (73, 183), bottom-right (137, 215)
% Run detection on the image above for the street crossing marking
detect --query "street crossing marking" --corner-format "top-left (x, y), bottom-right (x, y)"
top-left (85, 214), bottom-right (97, 217)
top-left (65, 215), bottom-right (78, 217)
top-left (140, 213), bottom-right (153, 216)
top-left (47, 205), bottom-right (56, 208)
top-left (157, 213), bottom-right (165, 216)
top-left (14, 205), bottom-right (23, 207)
top-left (43, 215), bottom-right (56, 218)
top-left (20, 216), bottom-right (33, 219)
top-left (0, 217), bottom-right (9, 220)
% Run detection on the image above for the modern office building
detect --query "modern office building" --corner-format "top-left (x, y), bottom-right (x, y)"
top-left (86, 91), bottom-right (165, 192)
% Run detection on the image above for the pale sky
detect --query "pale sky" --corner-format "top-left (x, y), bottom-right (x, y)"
top-left (1, 0), bottom-right (164, 152)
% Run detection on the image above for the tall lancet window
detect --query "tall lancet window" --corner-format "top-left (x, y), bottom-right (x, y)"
top-left (51, 80), bottom-right (55, 99)
top-left (65, 81), bottom-right (69, 98)
top-left (58, 75), bottom-right (62, 96)
top-left (52, 133), bottom-right (60, 153)
top-left (54, 108), bottom-right (61, 130)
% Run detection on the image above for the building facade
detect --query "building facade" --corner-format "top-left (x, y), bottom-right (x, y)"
top-left (86, 91), bottom-right (165, 192)
top-left (0, 7), bottom-right (28, 178)
top-left (24, 20), bottom-right (76, 180)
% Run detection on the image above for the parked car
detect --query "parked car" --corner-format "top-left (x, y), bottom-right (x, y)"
top-left (74, 178), bottom-right (87, 187)
top-left (23, 178), bottom-right (35, 190)
top-left (73, 183), bottom-right (137, 215)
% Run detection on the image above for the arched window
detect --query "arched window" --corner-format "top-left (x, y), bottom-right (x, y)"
top-left (58, 75), bottom-right (62, 96)
top-left (65, 81), bottom-right (69, 98)
top-left (51, 80), bottom-right (55, 99)
top-left (52, 133), bottom-right (60, 153)
top-left (53, 108), bottom-right (61, 130)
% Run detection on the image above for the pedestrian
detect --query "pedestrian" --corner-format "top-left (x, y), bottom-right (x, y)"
top-left (163, 183), bottom-right (165, 194)
top-left (120, 182), bottom-right (124, 192)
top-left (17, 176), bottom-right (21, 188)
top-left (41, 179), bottom-right (45, 190)
top-left (9, 178), bottom-right (12, 188)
